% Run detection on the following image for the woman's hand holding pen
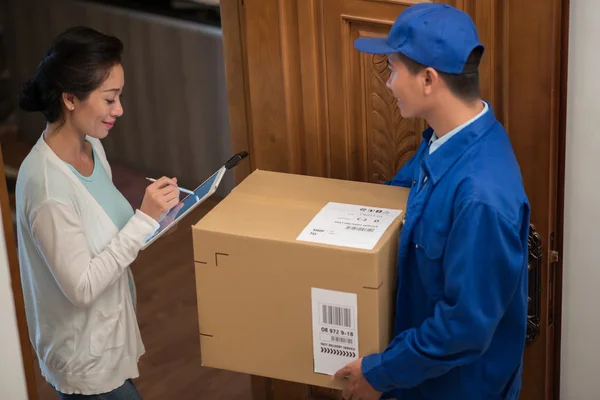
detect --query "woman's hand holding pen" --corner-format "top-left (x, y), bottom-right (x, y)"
top-left (140, 176), bottom-right (180, 221)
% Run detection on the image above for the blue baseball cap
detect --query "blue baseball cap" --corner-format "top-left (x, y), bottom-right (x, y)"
top-left (354, 3), bottom-right (483, 74)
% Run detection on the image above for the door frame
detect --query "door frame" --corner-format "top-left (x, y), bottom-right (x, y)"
top-left (553, 0), bottom-right (571, 398)
top-left (221, 0), bottom-right (253, 185)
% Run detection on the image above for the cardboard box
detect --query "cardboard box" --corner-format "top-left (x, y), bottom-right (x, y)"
top-left (192, 170), bottom-right (408, 389)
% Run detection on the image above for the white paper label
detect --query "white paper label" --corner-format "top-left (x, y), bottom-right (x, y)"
top-left (311, 288), bottom-right (359, 375)
top-left (297, 202), bottom-right (403, 250)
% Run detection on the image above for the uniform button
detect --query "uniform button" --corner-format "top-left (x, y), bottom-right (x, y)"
top-left (415, 244), bottom-right (419, 249)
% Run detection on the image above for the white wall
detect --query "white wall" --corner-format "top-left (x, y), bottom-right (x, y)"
top-left (0, 207), bottom-right (28, 399)
top-left (561, 1), bottom-right (600, 398)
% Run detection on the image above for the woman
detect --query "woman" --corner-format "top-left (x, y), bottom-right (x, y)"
top-left (15, 26), bottom-right (180, 399)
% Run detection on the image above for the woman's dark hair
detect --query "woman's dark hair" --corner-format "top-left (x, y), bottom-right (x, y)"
top-left (18, 26), bottom-right (123, 123)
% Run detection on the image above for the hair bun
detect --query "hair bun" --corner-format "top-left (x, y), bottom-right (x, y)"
top-left (18, 78), bottom-right (46, 112)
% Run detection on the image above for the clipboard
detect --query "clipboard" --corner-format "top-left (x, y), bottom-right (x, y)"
top-left (141, 151), bottom-right (248, 250)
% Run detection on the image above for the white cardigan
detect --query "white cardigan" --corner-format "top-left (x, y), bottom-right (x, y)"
top-left (15, 134), bottom-right (159, 395)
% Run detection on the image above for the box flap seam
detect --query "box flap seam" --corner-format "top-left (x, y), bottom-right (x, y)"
top-left (363, 282), bottom-right (383, 290)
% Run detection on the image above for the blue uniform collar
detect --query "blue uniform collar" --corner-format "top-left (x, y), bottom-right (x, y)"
top-left (428, 101), bottom-right (489, 154)
top-left (421, 101), bottom-right (496, 186)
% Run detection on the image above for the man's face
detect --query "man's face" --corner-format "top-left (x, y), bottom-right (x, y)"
top-left (386, 53), bottom-right (428, 119)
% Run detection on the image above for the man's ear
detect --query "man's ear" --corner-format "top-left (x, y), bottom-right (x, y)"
top-left (423, 67), bottom-right (440, 95)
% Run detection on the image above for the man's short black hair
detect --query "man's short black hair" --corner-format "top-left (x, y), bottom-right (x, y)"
top-left (396, 47), bottom-right (484, 102)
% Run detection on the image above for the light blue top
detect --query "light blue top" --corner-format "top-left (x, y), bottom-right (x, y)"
top-left (66, 142), bottom-right (137, 309)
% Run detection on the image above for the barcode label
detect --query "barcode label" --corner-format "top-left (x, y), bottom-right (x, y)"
top-left (330, 336), bottom-right (353, 345)
top-left (322, 304), bottom-right (352, 328)
top-left (345, 226), bottom-right (375, 232)
top-left (312, 288), bottom-right (359, 375)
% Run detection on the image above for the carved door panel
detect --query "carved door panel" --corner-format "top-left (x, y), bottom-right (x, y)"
top-left (320, 0), bottom-right (426, 182)
top-left (220, 0), bottom-right (566, 399)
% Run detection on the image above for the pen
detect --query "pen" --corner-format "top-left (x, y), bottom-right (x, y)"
top-left (145, 177), bottom-right (195, 196)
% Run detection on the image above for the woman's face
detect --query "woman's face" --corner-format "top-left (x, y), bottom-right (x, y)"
top-left (68, 64), bottom-right (124, 139)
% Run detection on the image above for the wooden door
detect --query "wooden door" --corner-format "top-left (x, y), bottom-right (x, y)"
top-left (220, 0), bottom-right (567, 399)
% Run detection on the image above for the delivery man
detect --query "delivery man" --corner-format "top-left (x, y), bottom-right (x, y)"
top-left (333, 3), bottom-right (530, 400)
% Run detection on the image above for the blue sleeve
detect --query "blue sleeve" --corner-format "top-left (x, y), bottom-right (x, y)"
top-left (384, 154), bottom-right (418, 187)
top-left (361, 201), bottom-right (526, 391)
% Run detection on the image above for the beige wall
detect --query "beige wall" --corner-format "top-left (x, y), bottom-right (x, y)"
top-left (561, 0), bottom-right (600, 398)
top-left (0, 206), bottom-right (28, 400)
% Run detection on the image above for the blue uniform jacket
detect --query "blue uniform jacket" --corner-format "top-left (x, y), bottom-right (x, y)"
top-left (361, 105), bottom-right (530, 400)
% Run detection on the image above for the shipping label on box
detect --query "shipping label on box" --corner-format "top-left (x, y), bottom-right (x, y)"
top-left (297, 202), bottom-right (403, 250)
top-left (311, 288), bottom-right (359, 375)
